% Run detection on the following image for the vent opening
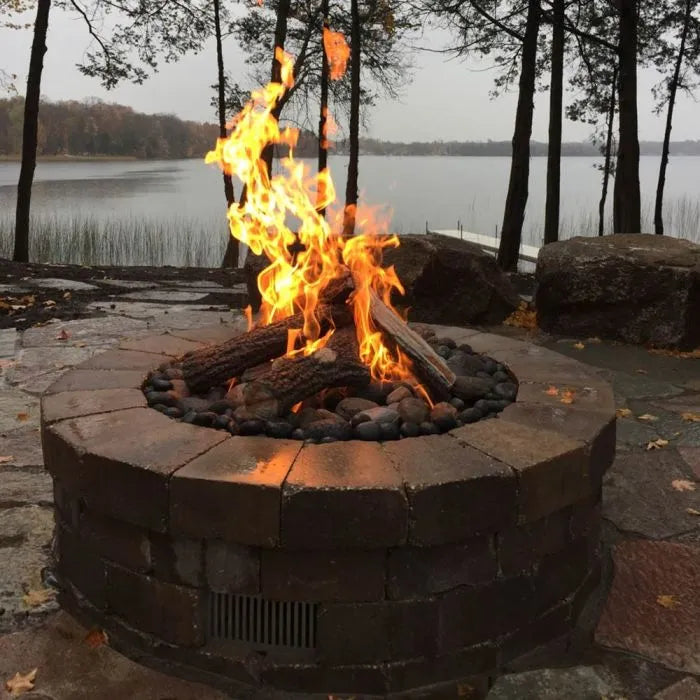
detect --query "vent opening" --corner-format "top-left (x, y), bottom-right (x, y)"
top-left (208, 593), bottom-right (318, 650)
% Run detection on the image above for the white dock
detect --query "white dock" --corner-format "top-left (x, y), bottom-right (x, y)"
top-left (428, 229), bottom-right (540, 266)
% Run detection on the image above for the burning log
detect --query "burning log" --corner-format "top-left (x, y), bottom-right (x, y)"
top-left (235, 327), bottom-right (370, 418)
top-left (368, 291), bottom-right (456, 401)
top-left (181, 303), bottom-right (351, 393)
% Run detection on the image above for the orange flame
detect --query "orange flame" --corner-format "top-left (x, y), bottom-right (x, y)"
top-left (206, 45), bottom-right (419, 389)
top-left (323, 27), bottom-right (350, 80)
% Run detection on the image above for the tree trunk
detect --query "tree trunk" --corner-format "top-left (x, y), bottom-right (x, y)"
top-left (317, 0), bottom-right (330, 217)
top-left (543, 0), bottom-right (564, 246)
top-left (497, 0), bottom-right (540, 271)
top-left (599, 64), bottom-right (618, 236)
top-left (613, 0), bottom-right (641, 233)
top-left (214, 0), bottom-right (239, 268)
top-left (13, 0), bottom-right (51, 263)
top-left (342, 0), bottom-right (361, 237)
top-left (654, 0), bottom-right (692, 236)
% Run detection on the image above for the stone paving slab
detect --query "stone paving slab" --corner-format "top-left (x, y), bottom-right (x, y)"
top-left (121, 290), bottom-right (210, 302)
top-left (655, 677), bottom-right (700, 699)
top-left (26, 278), bottom-right (100, 291)
top-left (596, 540), bottom-right (700, 674)
top-left (21, 317), bottom-right (148, 348)
top-left (0, 612), bottom-right (228, 700)
top-left (0, 426), bottom-right (44, 468)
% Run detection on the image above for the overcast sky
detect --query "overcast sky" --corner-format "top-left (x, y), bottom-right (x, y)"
top-left (2, 6), bottom-right (699, 143)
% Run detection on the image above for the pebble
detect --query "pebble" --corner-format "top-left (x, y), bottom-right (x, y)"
top-left (266, 421), bottom-right (293, 439)
top-left (436, 345), bottom-right (452, 359)
top-left (239, 419), bottom-right (266, 436)
top-left (386, 386), bottom-right (412, 404)
top-left (209, 399), bottom-right (237, 415)
top-left (482, 358), bottom-right (498, 374)
top-left (475, 370), bottom-right (493, 380)
top-left (459, 407), bottom-right (483, 424)
top-left (182, 396), bottom-right (212, 413)
top-left (193, 412), bottom-right (217, 427)
top-left (335, 397), bottom-right (380, 421)
top-left (493, 371), bottom-right (510, 384)
top-left (431, 402), bottom-right (458, 432)
top-left (449, 397), bottom-right (465, 411)
top-left (474, 399), bottom-right (490, 413)
top-left (163, 366), bottom-right (184, 379)
top-left (227, 422), bottom-right (239, 436)
top-left (182, 411), bottom-right (197, 424)
top-left (354, 421), bottom-right (382, 441)
top-left (164, 406), bottom-right (183, 419)
top-left (458, 343), bottom-right (473, 354)
top-left (213, 414), bottom-right (231, 430)
top-left (146, 390), bottom-right (177, 407)
top-left (151, 377), bottom-right (173, 392)
top-left (420, 421), bottom-right (439, 435)
top-left (437, 337), bottom-right (457, 349)
top-left (452, 376), bottom-right (492, 402)
top-left (494, 382), bottom-right (518, 401)
top-left (151, 403), bottom-right (168, 413)
top-left (398, 397), bottom-right (430, 424)
top-left (206, 386), bottom-right (227, 402)
top-left (400, 422), bottom-right (422, 438)
top-left (320, 437), bottom-right (338, 444)
top-left (352, 406), bottom-right (400, 426)
top-left (305, 419), bottom-right (353, 441)
top-left (169, 379), bottom-right (190, 397)
top-left (292, 428), bottom-right (306, 441)
top-left (379, 421), bottom-right (400, 441)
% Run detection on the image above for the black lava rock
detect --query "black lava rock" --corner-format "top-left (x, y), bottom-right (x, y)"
top-left (379, 421), bottom-right (400, 441)
top-left (437, 336), bottom-right (457, 349)
top-left (474, 399), bottom-right (490, 414)
top-left (482, 358), bottom-right (498, 374)
top-left (213, 414), bottom-right (231, 430)
top-left (494, 382), bottom-right (518, 401)
top-left (164, 406), bottom-right (183, 419)
top-left (420, 421), bottom-right (439, 435)
top-left (193, 411), bottom-right (217, 427)
top-left (151, 377), bottom-right (173, 392)
top-left (452, 376), bottom-right (492, 402)
top-left (458, 407), bottom-right (483, 424)
top-left (209, 399), bottom-right (237, 415)
top-left (449, 397), bottom-right (465, 411)
top-left (305, 419), bottom-right (353, 441)
top-left (493, 371), bottom-right (510, 384)
top-left (182, 411), bottom-right (197, 424)
top-left (458, 343), bottom-right (473, 354)
top-left (400, 422), bottom-right (421, 438)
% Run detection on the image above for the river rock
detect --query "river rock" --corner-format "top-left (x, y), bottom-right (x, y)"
top-left (430, 402), bottom-right (458, 431)
top-left (536, 234), bottom-right (700, 349)
top-left (305, 419), bottom-right (353, 441)
top-left (397, 397), bottom-right (430, 425)
top-left (452, 376), bottom-right (493, 402)
top-left (382, 233), bottom-right (519, 325)
top-left (335, 397), bottom-right (379, 421)
top-left (352, 406), bottom-right (400, 427)
top-left (386, 386), bottom-right (412, 404)
top-left (354, 421), bottom-right (382, 441)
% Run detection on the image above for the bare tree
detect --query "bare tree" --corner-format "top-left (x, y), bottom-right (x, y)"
top-left (342, 0), bottom-right (361, 237)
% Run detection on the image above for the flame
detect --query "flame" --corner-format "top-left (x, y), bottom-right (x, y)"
top-left (323, 27), bottom-right (350, 80)
top-left (206, 45), bottom-right (420, 390)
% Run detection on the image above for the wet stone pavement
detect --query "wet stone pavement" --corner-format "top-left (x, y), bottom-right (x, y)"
top-left (0, 282), bottom-right (698, 698)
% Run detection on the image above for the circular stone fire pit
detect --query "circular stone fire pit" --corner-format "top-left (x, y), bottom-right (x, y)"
top-left (41, 322), bottom-right (615, 699)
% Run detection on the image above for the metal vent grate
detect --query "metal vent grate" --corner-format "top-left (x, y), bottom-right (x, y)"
top-left (208, 593), bottom-right (318, 650)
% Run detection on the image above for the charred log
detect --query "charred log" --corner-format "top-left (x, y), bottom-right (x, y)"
top-left (368, 291), bottom-right (456, 401)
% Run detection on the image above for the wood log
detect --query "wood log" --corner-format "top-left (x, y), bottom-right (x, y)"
top-left (239, 327), bottom-right (370, 417)
top-left (368, 291), bottom-right (456, 400)
top-left (181, 303), bottom-right (351, 393)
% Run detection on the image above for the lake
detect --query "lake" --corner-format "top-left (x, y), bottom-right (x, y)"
top-left (1, 155), bottom-right (698, 266)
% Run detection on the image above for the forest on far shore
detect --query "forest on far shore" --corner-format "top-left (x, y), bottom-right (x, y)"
top-left (2, 97), bottom-right (700, 161)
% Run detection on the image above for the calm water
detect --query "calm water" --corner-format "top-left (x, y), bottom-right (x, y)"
top-left (1, 155), bottom-right (698, 264)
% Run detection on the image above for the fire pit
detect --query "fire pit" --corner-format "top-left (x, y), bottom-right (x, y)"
top-left (41, 324), bottom-right (615, 698)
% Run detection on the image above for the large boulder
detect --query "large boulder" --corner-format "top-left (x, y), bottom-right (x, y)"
top-left (245, 234), bottom-right (520, 326)
top-left (536, 234), bottom-right (700, 349)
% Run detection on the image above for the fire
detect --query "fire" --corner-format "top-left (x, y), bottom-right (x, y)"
top-left (323, 27), bottom-right (351, 80)
top-left (206, 45), bottom-right (418, 389)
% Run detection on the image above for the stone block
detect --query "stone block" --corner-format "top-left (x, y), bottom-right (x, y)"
top-left (79, 509), bottom-right (151, 572)
top-left (383, 435), bottom-right (516, 545)
top-left (105, 562), bottom-right (205, 646)
top-left (41, 388), bottom-right (146, 424)
top-left (387, 537), bottom-right (497, 599)
top-left (262, 548), bottom-right (385, 601)
top-left (533, 539), bottom-right (592, 615)
top-left (317, 599), bottom-right (439, 664)
top-left (79, 349), bottom-right (169, 371)
top-left (206, 540), bottom-right (260, 594)
top-left (44, 369), bottom-right (147, 394)
top-left (44, 408), bottom-right (227, 531)
top-left (170, 437), bottom-right (301, 546)
top-left (150, 533), bottom-right (204, 587)
top-left (261, 663), bottom-right (388, 695)
top-left (453, 420), bottom-right (590, 523)
top-left (439, 576), bottom-right (534, 651)
top-left (118, 334), bottom-right (205, 357)
top-left (56, 524), bottom-right (107, 609)
top-left (282, 442), bottom-right (408, 549)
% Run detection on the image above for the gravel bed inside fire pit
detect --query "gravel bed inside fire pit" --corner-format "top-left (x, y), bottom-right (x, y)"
top-left (142, 328), bottom-right (518, 442)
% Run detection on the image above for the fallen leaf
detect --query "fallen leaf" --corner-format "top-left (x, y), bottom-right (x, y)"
top-left (573, 342), bottom-right (585, 350)
top-left (22, 588), bottom-right (54, 608)
top-left (637, 413), bottom-right (658, 422)
top-left (545, 386), bottom-right (559, 397)
top-left (656, 594), bottom-right (679, 609)
top-left (43, 299), bottom-right (56, 307)
top-left (4, 668), bottom-right (37, 696)
top-left (73, 341), bottom-right (87, 348)
top-left (0, 358), bottom-right (16, 369)
top-left (85, 627), bottom-right (109, 648)
top-left (671, 479), bottom-right (696, 492)
top-left (0, 455), bottom-right (14, 464)
top-left (649, 347), bottom-right (700, 360)
top-left (687, 508), bottom-right (700, 516)
top-left (681, 412), bottom-right (700, 423)
top-left (616, 408), bottom-right (633, 419)
top-left (63, 291), bottom-right (71, 299)
top-left (636, 369), bottom-right (648, 375)
top-left (56, 329), bottom-right (71, 340)
top-left (503, 301), bottom-right (538, 330)
top-left (587, 337), bottom-right (602, 344)
top-left (646, 438), bottom-right (669, 450)
top-left (15, 412), bottom-right (29, 422)
top-left (560, 390), bottom-right (576, 405)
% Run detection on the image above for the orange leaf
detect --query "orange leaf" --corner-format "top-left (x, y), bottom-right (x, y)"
top-left (656, 594), bottom-right (679, 609)
top-left (5, 668), bottom-right (37, 696)
top-left (671, 479), bottom-right (696, 492)
top-left (573, 342), bottom-right (585, 350)
top-left (22, 588), bottom-right (54, 608)
top-left (56, 328), bottom-right (71, 340)
top-left (681, 412), bottom-right (700, 423)
top-left (545, 386), bottom-right (559, 397)
top-left (0, 455), bottom-right (14, 465)
top-left (15, 412), bottom-right (29, 422)
top-left (637, 414), bottom-right (658, 422)
top-left (85, 627), bottom-right (109, 648)
top-left (687, 508), bottom-right (700, 516)
top-left (646, 438), bottom-right (669, 450)
top-left (616, 408), bottom-right (632, 419)
top-left (560, 390), bottom-right (576, 405)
